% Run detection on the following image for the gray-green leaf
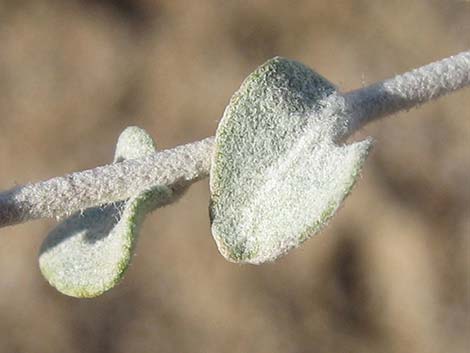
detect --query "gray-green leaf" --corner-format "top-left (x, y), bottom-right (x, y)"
top-left (39, 126), bottom-right (171, 298)
top-left (210, 57), bottom-right (372, 264)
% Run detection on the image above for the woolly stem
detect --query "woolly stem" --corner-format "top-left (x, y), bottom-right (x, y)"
top-left (0, 51), bottom-right (468, 228)
top-left (0, 138), bottom-right (214, 227)
top-left (343, 51), bottom-right (470, 136)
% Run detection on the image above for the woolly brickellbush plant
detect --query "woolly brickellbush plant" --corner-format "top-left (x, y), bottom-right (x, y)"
top-left (0, 51), bottom-right (469, 297)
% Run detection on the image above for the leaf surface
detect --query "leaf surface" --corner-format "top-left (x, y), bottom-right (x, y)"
top-left (39, 127), bottom-right (171, 297)
top-left (210, 57), bottom-right (372, 264)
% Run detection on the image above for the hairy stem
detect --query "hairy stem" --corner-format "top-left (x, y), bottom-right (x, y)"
top-left (0, 51), bottom-right (469, 228)
top-left (343, 51), bottom-right (470, 135)
top-left (0, 138), bottom-right (214, 227)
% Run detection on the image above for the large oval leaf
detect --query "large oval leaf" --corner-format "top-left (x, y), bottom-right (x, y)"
top-left (210, 57), bottom-right (372, 264)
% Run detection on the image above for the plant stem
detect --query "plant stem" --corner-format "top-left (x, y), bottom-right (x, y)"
top-left (0, 137), bottom-right (214, 227)
top-left (0, 51), bottom-right (468, 228)
top-left (343, 51), bottom-right (470, 136)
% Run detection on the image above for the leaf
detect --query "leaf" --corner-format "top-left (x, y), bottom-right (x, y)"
top-left (39, 126), bottom-right (171, 298)
top-left (210, 57), bottom-right (372, 264)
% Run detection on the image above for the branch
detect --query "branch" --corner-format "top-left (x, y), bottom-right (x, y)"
top-left (343, 50), bottom-right (470, 135)
top-left (0, 51), bottom-right (469, 228)
top-left (0, 137), bottom-right (214, 227)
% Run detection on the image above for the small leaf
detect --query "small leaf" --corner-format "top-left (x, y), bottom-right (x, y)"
top-left (210, 57), bottom-right (372, 264)
top-left (39, 126), bottom-right (171, 298)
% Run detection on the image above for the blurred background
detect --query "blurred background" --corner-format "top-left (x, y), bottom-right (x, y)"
top-left (0, 0), bottom-right (469, 352)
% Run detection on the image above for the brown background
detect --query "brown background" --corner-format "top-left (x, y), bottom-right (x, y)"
top-left (0, 1), bottom-right (469, 352)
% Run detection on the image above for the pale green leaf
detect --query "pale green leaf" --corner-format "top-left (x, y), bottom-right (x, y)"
top-left (210, 57), bottom-right (372, 264)
top-left (39, 126), bottom-right (171, 298)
